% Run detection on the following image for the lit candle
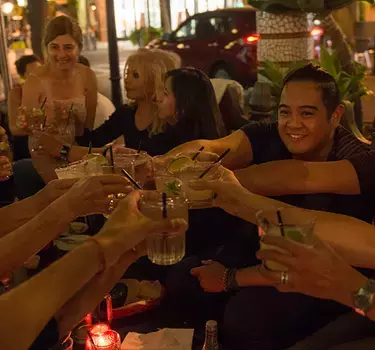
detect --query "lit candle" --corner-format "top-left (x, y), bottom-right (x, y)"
top-left (85, 330), bottom-right (121, 350)
top-left (89, 323), bottom-right (110, 336)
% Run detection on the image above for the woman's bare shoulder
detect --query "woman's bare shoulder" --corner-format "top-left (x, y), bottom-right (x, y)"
top-left (78, 64), bottom-right (97, 90)
top-left (77, 64), bottom-right (96, 79)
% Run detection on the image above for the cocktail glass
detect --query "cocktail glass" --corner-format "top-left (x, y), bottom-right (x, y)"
top-left (256, 208), bottom-right (316, 271)
top-left (155, 175), bottom-right (184, 197)
top-left (140, 192), bottom-right (189, 265)
top-left (173, 162), bottom-right (222, 209)
top-left (55, 159), bottom-right (102, 179)
top-left (114, 150), bottom-right (154, 189)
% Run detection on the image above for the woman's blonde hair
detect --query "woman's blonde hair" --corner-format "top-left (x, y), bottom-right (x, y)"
top-left (124, 48), bottom-right (181, 135)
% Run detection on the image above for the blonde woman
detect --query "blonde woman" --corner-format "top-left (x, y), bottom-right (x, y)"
top-left (36, 48), bottom-right (183, 160)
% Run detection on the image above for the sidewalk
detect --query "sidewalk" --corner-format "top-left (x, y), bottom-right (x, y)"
top-left (96, 40), bottom-right (137, 51)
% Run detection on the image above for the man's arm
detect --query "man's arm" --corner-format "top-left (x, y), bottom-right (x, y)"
top-left (235, 159), bottom-right (361, 196)
top-left (227, 186), bottom-right (375, 269)
top-left (166, 129), bottom-right (253, 170)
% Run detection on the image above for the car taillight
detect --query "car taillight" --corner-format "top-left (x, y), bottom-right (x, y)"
top-left (311, 27), bottom-right (324, 37)
top-left (245, 34), bottom-right (261, 44)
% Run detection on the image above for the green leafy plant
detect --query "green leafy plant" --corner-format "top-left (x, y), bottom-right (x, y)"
top-left (129, 27), bottom-right (163, 46)
top-left (259, 47), bottom-right (372, 108)
top-left (247, 0), bottom-right (374, 14)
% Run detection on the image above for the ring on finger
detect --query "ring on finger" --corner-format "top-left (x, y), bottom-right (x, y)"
top-left (108, 198), bottom-right (115, 212)
top-left (280, 271), bottom-right (289, 285)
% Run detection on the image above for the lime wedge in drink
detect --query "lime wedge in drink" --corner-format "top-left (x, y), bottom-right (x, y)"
top-left (167, 156), bottom-right (194, 174)
top-left (82, 153), bottom-right (109, 166)
top-left (285, 229), bottom-right (304, 244)
top-left (164, 181), bottom-right (182, 196)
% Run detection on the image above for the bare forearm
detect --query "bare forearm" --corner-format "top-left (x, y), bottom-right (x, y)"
top-left (235, 161), bottom-right (310, 196)
top-left (0, 197), bottom-right (75, 277)
top-left (0, 241), bottom-right (101, 350)
top-left (236, 266), bottom-right (275, 287)
top-left (167, 140), bottom-right (213, 156)
top-left (56, 251), bottom-right (137, 337)
top-left (235, 159), bottom-right (360, 196)
top-left (229, 186), bottom-right (375, 268)
top-left (0, 194), bottom-right (47, 237)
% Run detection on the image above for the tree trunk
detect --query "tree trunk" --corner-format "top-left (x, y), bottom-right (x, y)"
top-left (322, 14), bottom-right (362, 128)
top-left (256, 11), bottom-right (314, 80)
top-left (322, 14), bottom-right (355, 74)
top-left (28, 0), bottom-right (46, 60)
top-left (160, 0), bottom-right (171, 32)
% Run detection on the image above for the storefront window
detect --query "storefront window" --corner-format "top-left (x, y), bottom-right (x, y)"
top-left (171, 0), bottom-right (186, 30)
top-left (208, 0), bottom-right (225, 11)
top-left (197, 0), bottom-right (208, 12)
top-left (149, 0), bottom-right (161, 28)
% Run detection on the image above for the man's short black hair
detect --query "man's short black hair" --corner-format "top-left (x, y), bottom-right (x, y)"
top-left (282, 63), bottom-right (341, 117)
top-left (15, 55), bottom-right (40, 78)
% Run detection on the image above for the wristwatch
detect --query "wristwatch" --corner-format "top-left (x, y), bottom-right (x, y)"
top-left (59, 145), bottom-right (71, 161)
top-left (353, 279), bottom-right (375, 315)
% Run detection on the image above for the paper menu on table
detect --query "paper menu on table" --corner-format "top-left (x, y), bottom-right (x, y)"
top-left (121, 328), bottom-right (193, 349)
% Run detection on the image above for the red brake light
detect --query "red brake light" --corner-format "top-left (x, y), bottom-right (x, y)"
top-left (245, 34), bottom-right (261, 43)
top-left (311, 27), bottom-right (324, 37)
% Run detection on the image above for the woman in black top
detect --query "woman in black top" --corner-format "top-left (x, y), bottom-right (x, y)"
top-left (37, 54), bottom-right (226, 162)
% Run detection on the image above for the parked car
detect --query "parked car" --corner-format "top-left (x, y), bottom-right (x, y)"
top-left (147, 7), bottom-right (259, 88)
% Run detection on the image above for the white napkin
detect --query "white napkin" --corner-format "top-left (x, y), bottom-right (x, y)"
top-left (121, 328), bottom-right (193, 350)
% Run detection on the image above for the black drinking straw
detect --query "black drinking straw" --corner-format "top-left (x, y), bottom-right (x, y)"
top-left (88, 141), bottom-right (92, 154)
top-left (137, 140), bottom-right (143, 153)
top-left (109, 145), bottom-right (114, 173)
top-left (121, 169), bottom-right (142, 190)
top-left (40, 97), bottom-right (47, 109)
top-left (41, 97), bottom-right (48, 129)
top-left (276, 210), bottom-right (285, 237)
top-left (198, 148), bottom-right (230, 179)
top-left (162, 192), bottom-right (168, 219)
top-left (192, 146), bottom-right (204, 161)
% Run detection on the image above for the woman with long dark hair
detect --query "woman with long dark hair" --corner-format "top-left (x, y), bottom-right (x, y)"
top-left (155, 67), bottom-right (226, 142)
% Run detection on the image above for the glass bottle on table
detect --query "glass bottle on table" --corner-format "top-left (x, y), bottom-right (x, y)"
top-left (202, 320), bottom-right (220, 350)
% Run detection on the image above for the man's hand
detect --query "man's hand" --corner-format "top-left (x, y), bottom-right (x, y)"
top-left (189, 165), bottom-right (248, 217)
top-left (190, 261), bottom-right (226, 293)
top-left (256, 235), bottom-right (366, 306)
top-left (0, 157), bottom-right (12, 181)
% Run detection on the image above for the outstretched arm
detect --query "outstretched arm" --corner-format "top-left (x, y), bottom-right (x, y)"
top-left (235, 159), bottom-right (361, 197)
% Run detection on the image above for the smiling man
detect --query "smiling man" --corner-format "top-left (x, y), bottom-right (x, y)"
top-left (165, 64), bottom-right (375, 349)
top-left (167, 63), bottom-right (374, 219)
